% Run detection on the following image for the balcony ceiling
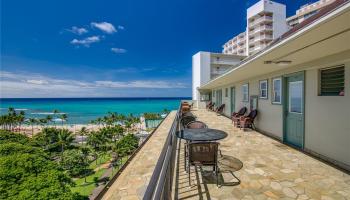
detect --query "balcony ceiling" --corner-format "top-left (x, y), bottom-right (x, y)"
top-left (200, 3), bottom-right (350, 89)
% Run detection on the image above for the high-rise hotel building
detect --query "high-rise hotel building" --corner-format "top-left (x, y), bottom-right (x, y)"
top-left (223, 0), bottom-right (288, 56)
top-left (287, 0), bottom-right (336, 27)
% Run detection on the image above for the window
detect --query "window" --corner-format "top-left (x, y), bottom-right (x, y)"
top-left (259, 80), bottom-right (268, 99)
top-left (212, 91), bottom-right (215, 97)
top-left (320, 65), bottom-right (345, 96)
top-left (242, 84), bottom-right (249, 102)
top-left (225, 88), bottom-right (228, 97)
top-left (216, 90), bottom-right (222, 105)
top-left (200, 94), bottom-right (210, 101)
top-left (272, 78), bottom-right (282, 104)
top-left (289, 81), bottom-right (303, 113)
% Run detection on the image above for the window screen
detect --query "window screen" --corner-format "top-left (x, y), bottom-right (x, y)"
top-left (320, 65), bottom-right (345, 96)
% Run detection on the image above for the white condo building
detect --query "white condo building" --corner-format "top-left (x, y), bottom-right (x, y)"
top-left (287, 0), bottom-right (336, 27)
top-left (192, 52), bottom-right (245, 102)
top-left (223, 0), bottom-right (288, 56)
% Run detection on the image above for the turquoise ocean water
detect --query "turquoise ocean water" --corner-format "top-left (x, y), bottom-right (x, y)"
top-left (0, 98), bottom-right (189, 124)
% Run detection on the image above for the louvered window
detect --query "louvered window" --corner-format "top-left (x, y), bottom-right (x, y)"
top-left (320, 65), bottom-right (345, 96)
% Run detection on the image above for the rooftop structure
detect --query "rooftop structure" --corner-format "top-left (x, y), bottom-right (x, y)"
top-left (100, 1), bottom-right (350, 199)
top-left (287, 0), bottom-right (337, 27)
top-left (222, 32), bottom-right (247, 56)
top-left (223, 0), bottom-right (288, 56)
top-left (192, 52), bottom-right (245, 103)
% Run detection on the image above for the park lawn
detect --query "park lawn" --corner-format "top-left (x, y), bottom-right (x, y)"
top-left (71, 155), bottom-right (129, 197)
top-left (89, 154), bottom-right (111, 169)
top-left (71, 167), bottom-right (107, 197)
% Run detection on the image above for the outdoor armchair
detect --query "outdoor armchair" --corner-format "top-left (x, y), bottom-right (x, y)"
top-left (186, 121), bottom-right (208, 129)
top-left (232, 107), bottom-right (247, 127)
top-left (208, 102), bottom-right (215, 111)
top-left (215, 104), bottom-right (225, 115)
top-left (239, 109), bottom-right (258, 131)
top-left (188, 142), bottom-right (219, 186)
top-left (206, 101), bottom-right (213, 109)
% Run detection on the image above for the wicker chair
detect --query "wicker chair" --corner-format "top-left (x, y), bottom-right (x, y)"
top-left (239, 109), bottom-right (258, 131)
top-left (180, 115), bottom-right (196, 128)
top-left (183, 121), bottom-right (207, 172)
top-left (215, 104), bottom-right (225, 115)
top-left (206, 101), bottom-right (212, 109)
top-left (186, 121), bottom-right (207, 129)
top-left (232, 107), bottom-right (247, 127)
top-left (208, 102), bottom-right (215, 111)
top-left (188, 142), bottom-right (219, 186)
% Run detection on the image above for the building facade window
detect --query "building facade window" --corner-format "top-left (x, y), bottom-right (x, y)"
top-left (259, 80), bottom-right (268, 99)
top-left (242, 84), bottom-right (249, 102)
top-left (225, 88), bottom-right (228, 97)
top-left (320, 65), bottom-right (345, 96)
top-left (272, 77), bottom-right (282, 104)
top-left (200, 94), bottom-right (210, 101)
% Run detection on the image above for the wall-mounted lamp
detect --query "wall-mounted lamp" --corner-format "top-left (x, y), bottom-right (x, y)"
top-left (264, 60), bottom-right (292, 66)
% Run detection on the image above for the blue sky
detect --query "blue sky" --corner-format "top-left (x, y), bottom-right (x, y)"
top-left (1, 0), bottom-right (315, 98)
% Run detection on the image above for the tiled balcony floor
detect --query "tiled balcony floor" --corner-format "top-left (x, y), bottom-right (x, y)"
top-left (174, 109), bottom-right (350, 200)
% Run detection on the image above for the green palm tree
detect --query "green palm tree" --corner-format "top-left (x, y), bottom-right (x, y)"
top-left (60, 114), bottom-right (68, 126)
top-left (53, 109), bottom-right (60, 127)
top-left (87, 131), bottom-right (102, 164)
top-left (81, 146), bottom-right (91, 183)
top-left (29, 118), bottom-right (37, 137)
top-left (17, 111), bottom-right (25, 133)
top-left (46, 115), bottom-right (53, 126)
top-left (125, 121), bottom-right (132, 134)
top-left (39, 118), bottom-right (48, 129)
top-left (57, 129), bottom-right (74, 161)
top-left (79, 126), bottom-right (89, 146)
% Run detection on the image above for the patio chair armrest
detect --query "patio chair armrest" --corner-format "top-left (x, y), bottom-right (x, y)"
top-left (241, 117), bottom-right (252, 123)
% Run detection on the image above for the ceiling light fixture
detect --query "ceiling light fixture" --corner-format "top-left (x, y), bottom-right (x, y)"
top-left (264, 60), bottom-right (292, 66)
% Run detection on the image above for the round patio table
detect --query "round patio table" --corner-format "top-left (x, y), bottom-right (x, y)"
top-left (176, 128), bottom-right (228, 141)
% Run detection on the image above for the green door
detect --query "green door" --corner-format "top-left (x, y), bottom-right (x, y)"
top-left (283, 72), bottom-right (305, 149)
top-left (230, 87), bottom-right (235, 114)
top-left (216, 90), bottom-right (222, 106)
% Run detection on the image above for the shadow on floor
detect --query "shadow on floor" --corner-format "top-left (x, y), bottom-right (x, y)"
top-left (174, 141), bottom-right (242, 200)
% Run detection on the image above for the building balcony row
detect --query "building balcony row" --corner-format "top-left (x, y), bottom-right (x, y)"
top-left (248, 15), bottom-right (273, 27)
top-left (249, 34), bottom-right (273, 43)
top-left (249, 25), bottom-right (273, 36)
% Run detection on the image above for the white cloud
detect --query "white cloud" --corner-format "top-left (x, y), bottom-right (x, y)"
top-left (91, 22), bottom-right (117, 34)
top-left (70, 36), bottom-right (100, 47)
top-left (95, 80), bottom-right (186, 88)
top-left (111, 48), bottom-right (127, 54)
top-left (66, 26), bottom-right (88, 35)
top-left (0, 71), bottom-right (188, 98)
top-left (118, 25), bottom-right (125, 30)
top-left (26, 79), bottom-right (48, 85)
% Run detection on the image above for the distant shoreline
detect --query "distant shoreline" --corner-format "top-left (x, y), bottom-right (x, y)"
top-left (0, 97), bottom-right (191, 100)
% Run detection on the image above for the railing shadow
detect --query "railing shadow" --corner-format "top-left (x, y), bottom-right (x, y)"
top-left (174, 140), bottom-right (243, 199)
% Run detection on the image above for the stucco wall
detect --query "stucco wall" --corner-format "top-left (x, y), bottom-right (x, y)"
top-left (205, 52), bottom-right (350, 169)
top-left (192, 52), bottom-right (211, 101)
top-left (305, 62), bottom-right (350, 167)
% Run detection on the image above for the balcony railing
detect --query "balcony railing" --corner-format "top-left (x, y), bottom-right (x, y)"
top-left (249, 25), bottom-right (273, 36)
top-left (249, 34), bottom-right (273, 43)
top-left (143, 105), bottom-right (181, 200)
top-left (249, 16), bottom-right (273, 27)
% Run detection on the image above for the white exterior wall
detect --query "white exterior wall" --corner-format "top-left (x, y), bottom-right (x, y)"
top-left (202, 52), bottom-right (350, 169)
top-left (192, 52), bottom-right (211, 101)
top-left (269, 2), bottom-right (288, 39)
top-left (247, 0), bottom-right (288, 39)
top-left (305, 61), bottom-right (350, 168)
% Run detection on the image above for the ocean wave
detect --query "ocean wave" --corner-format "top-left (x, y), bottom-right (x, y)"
top-left (0, 108), bottom-right (28, 111)
top-left (53, 118), bottom-right (66, 122)
top-left (30, 112), bottom-right (66, 115)
top-left (15, 108), bottom-right (29, 111)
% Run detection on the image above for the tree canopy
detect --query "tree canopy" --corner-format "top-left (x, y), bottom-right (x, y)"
top-left (0, 132), bottom-right (86, 200)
